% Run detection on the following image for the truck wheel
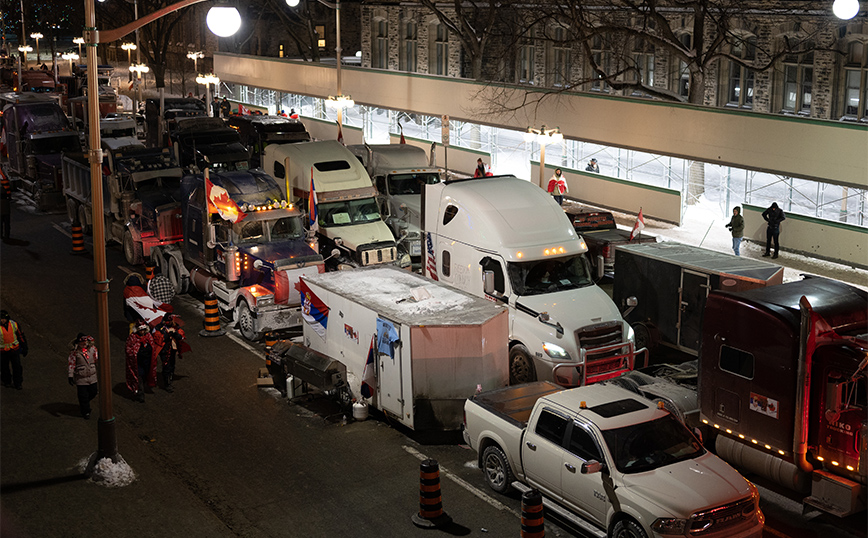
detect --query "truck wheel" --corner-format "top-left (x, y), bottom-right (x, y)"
top-left (168, 257), bottom-right (189, 295)
top-left (509, 344), bottom-right (536, 385)
top-left (632, 323), bottom-right (656, 353)
top-left (150, 249), bottom-right (167, 277)
top-left (481, 446), bottom-right (514, 494)
top-left (611, 518), bottom-right (648, 538)
top-left (236, 301), bottom-right (264, 341)
top-left (123, 230), bottom-right (144, 265)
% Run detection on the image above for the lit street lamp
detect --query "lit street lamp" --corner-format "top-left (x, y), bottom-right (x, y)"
top-left (17, 45), bottom-right (32, 68)
top-left (30, 32), bottom-right (42, 64)
top-left (524, 126), bottom-right (563, 189)
top-left (187, 50), bottom-right (204, 74)
top-left (196, 73), bottom-right (219, 112)
top-left (122, 42), bottom-right (137, 81)
top-left (83, 0), bottom-right (242, 466)
top-left (62, 52), bottom-right (80, 76)
top-left (286, 0), bottom-right (353, 140)
top-left (74, 37), bottom-right (85, 57)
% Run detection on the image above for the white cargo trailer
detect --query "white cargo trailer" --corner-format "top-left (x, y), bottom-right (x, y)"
top-left (298, 266), bottom-right (509, 431)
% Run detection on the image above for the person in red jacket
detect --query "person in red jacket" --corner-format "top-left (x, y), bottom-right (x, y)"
top-left (473, 158), bottom-right (493, 177)
top-left (153, 314), bottom-right (189, 393)
top-left (547, 168), bottom-right (568, 206)
top-left (125, 321), bottom-right (158, 402)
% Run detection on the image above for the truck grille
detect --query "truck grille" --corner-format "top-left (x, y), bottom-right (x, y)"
top-left (689, 496), bottom-right (756, 534)
top-left (575, 321), bottom-right (623, 350)
top-left (360, 244), bottom-right (397, 266)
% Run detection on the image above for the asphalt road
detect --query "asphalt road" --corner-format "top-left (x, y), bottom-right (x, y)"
top-left (1, 201), bottom-right (865, 538)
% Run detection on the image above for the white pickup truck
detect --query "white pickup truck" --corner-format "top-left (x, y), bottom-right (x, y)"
top-left (463, 382), bottom-right (765, 538)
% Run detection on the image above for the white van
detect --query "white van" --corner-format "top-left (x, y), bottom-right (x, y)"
top-left (423, 175), bottom-right (638, 385)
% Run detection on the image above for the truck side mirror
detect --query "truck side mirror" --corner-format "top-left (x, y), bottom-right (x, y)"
top-left (323, 249), bottom-right (341, 262)
top-left (483, 270), bottom-right (495, 295)
top-left (580, 460), bottom-right (606, 475)
top-left (622, 296), bottom-right (638, 318)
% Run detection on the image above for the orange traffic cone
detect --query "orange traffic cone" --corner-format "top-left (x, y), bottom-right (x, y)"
top-left (411, 459), bottom-right (452, 528)
top-left (520, 489), bottom-right (545, 538)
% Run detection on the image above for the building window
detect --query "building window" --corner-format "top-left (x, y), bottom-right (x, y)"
top-left (676, 33), bottom-right (692, 99)
top-left (431, 23), bottom-right (448, 75)
top-left (401, 20), bottom-right (417, 72)
top-left (548, 26), bottom-right (570, 88)
top-left (631, 36), bottom-right (655, 95)
top-left (372, 19), bottom-right (388, 69)
top-left (316, 25), bottom-right (326, 50)
top-left (590, 35), bottom-right (611, 92)
top-left (726, 36), bottom-right (756, 109)
top-left (842, 41), bottom-right (868, 122)
top-left (518, 29), bottom-right (535, 85)
top-left (780, 41), bottom-right (813, 115)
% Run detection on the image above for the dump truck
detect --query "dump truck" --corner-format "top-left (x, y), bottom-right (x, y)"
top-left (346, 143), bottom-right (442, 269)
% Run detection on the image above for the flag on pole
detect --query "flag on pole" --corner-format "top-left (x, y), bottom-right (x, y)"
top-left (205, 169), bottom-right (247, 223)
top-left (629, 208), bottom-right (645, 241)
top-left (426, 232), bottom-right (438, 281)
top-left (399, 123), bottom-right (406, 144)
top-left (297, 279), bottom-right (330, 340)
top-left (337, 123), bottom-right (344, 145)
top-left (239, 104), bottom-right (249, 115)
top-left (360, 334), bottom-right (376, 399)
top-left (308, 167), bottom-right (318, 233)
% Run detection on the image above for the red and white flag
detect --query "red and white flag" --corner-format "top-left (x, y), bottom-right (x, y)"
top-left (399, 124), bottom-right (406, 144)
top-left (337, 124), bottom-right (344, 145)
top-left (124, 284), bottom-right (172, 327)
top-left (238, 104), bottom-right (249, 115)
top-left (205, 169), bottom-right (247, 223)
top-left (629, 208), bottom-right (645, 241)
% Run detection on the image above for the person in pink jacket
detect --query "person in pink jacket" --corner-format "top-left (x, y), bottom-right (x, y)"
top-left (125, 321), bottom-right (158, 403)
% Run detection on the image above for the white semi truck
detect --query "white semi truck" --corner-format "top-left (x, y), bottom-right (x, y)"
top-left (346, 143), bottom-right (442, 268)
top-left (263, 140), bottom-right (399, 269)
top-left (422, 175), bottom-right (640, 386)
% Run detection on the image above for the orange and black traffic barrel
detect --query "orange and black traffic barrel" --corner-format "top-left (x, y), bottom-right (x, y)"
top-left (411, 459), bottom-right (452, 528)
top-left (199, 292), bottom-right (226, 337)
top-left (521, 489), bottom-right (545, 538)
top-left (71, 221), bottom-right (86, 255)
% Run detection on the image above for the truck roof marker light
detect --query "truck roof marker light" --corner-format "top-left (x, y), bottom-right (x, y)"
top-left (580, 401), bottom-right (587, 409)
top-left (738, 434), bottom-right (745, 439)
top-left (751, 439), bottom-right (758, 444)
top-left (713, 424), bottom-right (720, 429)
top-left (764, 444), bottom-right (771, 450)
top-left (726, 429), bottom-right (732, 434)
top-left (846, 465), bottom-right (855, 471)
top-left (831, 461), bottom-right (840, 466)
top-left (702, 419), bottom-right (709, 424)
top-left (816, 456), bottom-right (825, 461)
top-left (778, 450), bottom-right (786, 456)
top-left (517, 251), bottom-right (524, 259)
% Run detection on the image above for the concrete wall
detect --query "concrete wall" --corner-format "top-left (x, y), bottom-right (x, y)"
top-left (531, 162), bottom-right (682, 224)
top-left (743, 204), bottom-right (868, 269)
top-left (215, 53), bottom-right (868, 190)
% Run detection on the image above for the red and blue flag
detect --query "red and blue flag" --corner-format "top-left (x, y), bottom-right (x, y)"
top-left (297, 279), bottom-right (329, 339)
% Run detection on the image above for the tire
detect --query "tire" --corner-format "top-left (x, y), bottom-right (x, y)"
top-left (509, 344), bottom-right (536, 385)
top-left (481, 445), bottom-right (514, 494)
top-left (236, 301), bottom-right (264, 342)
top-left (123, 229), bottom-right (144, 265)
top-left (611, 518), bottom-right (648, 538)
top-left (168, 257), bottom-right (189, 295)
top-left (150, 248), bottom-right (167, 278)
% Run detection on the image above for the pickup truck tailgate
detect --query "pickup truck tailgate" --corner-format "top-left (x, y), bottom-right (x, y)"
top-left (471, 381), bottom-right (562, 429)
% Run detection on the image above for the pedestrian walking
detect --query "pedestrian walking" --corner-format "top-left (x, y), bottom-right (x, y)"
top-left (1, 310), bottom-right (27, 390)
top-left (125, 320), bottom-right (157, 402)
top-left (153, 314), bottom-right (188, 392)
top-left (1, 172), bottom-right (12, 240)
top-left (725, 206), bottom-right (745, 256)
top-left (585, 158), bottom-right (600, 173)
top-left (68, 334), bottom-right (98, 419)
top-left (547, 168), bottom-right (568, 206)
top-left (473, 158), bottom-right (492, 178)
top-left (762, 202), bottom-right (786, 259)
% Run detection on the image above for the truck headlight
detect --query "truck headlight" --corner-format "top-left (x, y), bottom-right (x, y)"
top-left (256, 295), bottom-right (275, 307)
top-left (542, 342), bottom-right (571, 361)
top-left (651, 518), bottom-right (687, 534)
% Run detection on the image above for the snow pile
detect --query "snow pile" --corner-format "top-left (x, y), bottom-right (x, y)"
top-left (78, 453), bottom-right (137, 488)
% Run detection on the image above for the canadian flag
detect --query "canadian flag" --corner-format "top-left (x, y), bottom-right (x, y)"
top-left (239, 104), bottom-right (249, 115)
top-left (399, 123), bottom-right (406, 144)
top-left (629, 208), bottom-right (645, 241)
top-left (205, 169), bottom-right (247, 223)
top-left (337, 123), bottom-right (344, 145)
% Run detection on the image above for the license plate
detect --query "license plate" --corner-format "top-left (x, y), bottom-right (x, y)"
top-left (410, 242), bottom-right (422, 256)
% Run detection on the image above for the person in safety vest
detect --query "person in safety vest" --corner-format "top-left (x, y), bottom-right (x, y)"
top-left (1, 310), bottom-right (27, 390)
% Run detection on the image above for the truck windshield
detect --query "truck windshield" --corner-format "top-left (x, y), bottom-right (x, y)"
top-left (270, 216), bottom-right (304, 241)
top-left (601, 414), bottom-right (705, 474)
top-left (31, 134), bottom-right (80, 154)
top-left (507, 254), bottom-right (593, 296)
top-left (388, 172), bottom-right (440, 195)
top-left (318, 198), bottom-right (381, 227)
top-left (237, 216), bottom-right (303, 243)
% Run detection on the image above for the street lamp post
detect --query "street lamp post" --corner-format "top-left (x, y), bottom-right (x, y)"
top-left (83, 0), bottom-right (241, 465)
top-left (524, 126), bottom-right (563, 189)
top-left (74, 37), bottom-right (85, 57)
top-left (62, 52), bottom-right (79, 76)
top-left (286, 0), bottom-right (353, 140)
top-left (122, 42), bottom-right (137, 81)
top-left (29, 32), bottom-right (42, 64)
top-left (196, 73), bottom-right (219, 112)
top-left (187, 51), bottom-right (204, 96)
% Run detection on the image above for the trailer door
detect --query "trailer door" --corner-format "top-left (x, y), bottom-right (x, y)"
top-left (678, 269), bottom-right (709, 354)
top-left (377, 317), bottom-right (404, 422)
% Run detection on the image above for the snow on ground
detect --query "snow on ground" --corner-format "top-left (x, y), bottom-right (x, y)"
top-left (77, 453), bottom-right (137, 488)
top-left (564, 196), bottom-right (868, 291)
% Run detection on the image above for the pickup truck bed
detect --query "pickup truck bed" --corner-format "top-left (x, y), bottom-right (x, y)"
top-left (470, 381), bottom-right (562, 428)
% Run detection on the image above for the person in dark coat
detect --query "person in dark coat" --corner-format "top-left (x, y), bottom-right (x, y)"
top-left (153, 314), bottom-right (188, 392)
top-left (68, 334), bottom-right (99, 419)
top-left (125, 321), bottom-right (157, 402)
top-left (725, 206), bottom-right (745, 256)
top-left (219, 97), bottom-right (231, 118)
top-left (211, 96), bottom-right (220, 118)
top-left (585, 158), bottom-right (600, 173)
top-left (761, 202), bottom-right (786, 258)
